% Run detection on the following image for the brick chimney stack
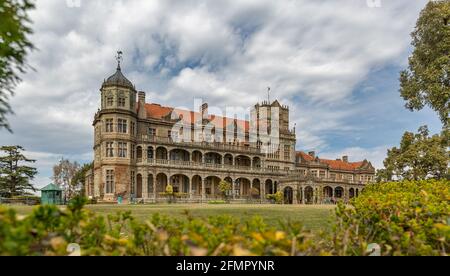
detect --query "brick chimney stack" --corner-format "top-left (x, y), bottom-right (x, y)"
top-left (342, 156), bottom-right (349, 163)
top-left (138, 91), bottom-right (146, 119)
top-left (138, 91), bottom-right (146, 104)
top-left (308, 151), bottom-right (315, 158)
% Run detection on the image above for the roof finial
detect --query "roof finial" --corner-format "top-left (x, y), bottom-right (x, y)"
top-left (116, 50), bottom-right (123, 70)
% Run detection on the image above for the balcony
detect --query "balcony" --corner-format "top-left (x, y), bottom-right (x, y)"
top-left (136, 158), bottom-right (279, 174)
top-left (139, 135), bottom-right (263, 155)
top-left (281, 172), bottom-right (368, 185)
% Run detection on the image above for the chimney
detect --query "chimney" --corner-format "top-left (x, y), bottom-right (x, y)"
top-left (342, 156), bottom-right (349, 163)
top-left (308, 151), bottom-right (315, 158)
top-left (138, 91), bottom-right (146, 119)
top-left (138, 91), bottom-right (146, 105)
top-left (200, 103), bottom-right (208, 118)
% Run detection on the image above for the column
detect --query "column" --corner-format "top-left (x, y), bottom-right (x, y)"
top-left (142, 173), bottom-right (148, 199)
top-left (232, 180), bottom-right (236, 200)
top-left (260, 181), bottom-right (264, 202)
top-left (143, 147), bottom-right (148, 162)
top-left (152, 174), bottom-right (156, 200)
top-left (300, 187), bottom-right (304, 204)
top-left (201, 177), bottom-right (206, 202)
top-left (189, 177), bottom-right (193, 199)
top-left (240, 181), bottom-right (243, 197)
top-left (293, 187), bottom-right (298, 204)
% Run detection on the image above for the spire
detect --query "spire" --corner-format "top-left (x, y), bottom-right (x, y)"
top-left (116, 50), bottom-right (123, 71)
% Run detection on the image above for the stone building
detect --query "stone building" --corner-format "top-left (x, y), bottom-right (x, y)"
top-left (85, 59), bottom-right (375, 204)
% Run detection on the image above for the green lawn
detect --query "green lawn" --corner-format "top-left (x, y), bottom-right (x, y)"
top-left (7, 204), bottom-right (336, 232)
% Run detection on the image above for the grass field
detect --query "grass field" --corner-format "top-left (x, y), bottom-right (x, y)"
top-left (7, 204), bottom-right (336, 232)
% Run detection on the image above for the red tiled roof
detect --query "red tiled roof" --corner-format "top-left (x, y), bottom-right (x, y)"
top-left (296, 151), bottom-right (368, 171)
top-left (144, 103), bottom-right (250, 131)
top-left (145, 103), bottom-right (173, 119)
top-left (296, 151), bottom-right (314, 161)
top-left (319, 159), bottom-right (365, 171)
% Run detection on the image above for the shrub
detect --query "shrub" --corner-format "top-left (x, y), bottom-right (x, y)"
top-left (0, 180), bottom-right (448, 256)
top-left (331, 180), bottom-right (449, 256)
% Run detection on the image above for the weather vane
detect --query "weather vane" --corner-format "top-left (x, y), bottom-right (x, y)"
top-left (116, 50), bottom-right (123, 70)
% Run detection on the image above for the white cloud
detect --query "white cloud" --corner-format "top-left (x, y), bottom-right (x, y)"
top-left (0, 0), bottom-right (431, 181)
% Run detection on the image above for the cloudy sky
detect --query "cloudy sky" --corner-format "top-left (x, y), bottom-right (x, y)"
top-left (0, 0), bottom-right (442, 189)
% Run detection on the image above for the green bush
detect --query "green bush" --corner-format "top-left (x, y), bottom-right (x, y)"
top-left (266, 192), bottom-right (284, 204)
top-left (331, 179), bottom-right (449, 256)
top-left (0, 180), bottom-right (448, 256)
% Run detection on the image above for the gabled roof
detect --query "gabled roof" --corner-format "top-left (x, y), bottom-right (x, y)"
top-left (143, 103), bottom-right (250, 132)
top-left (296, 151), bottom-right (373, 172)
top-left (319, 159), bottom-right (365, 171)
top-left (296, 151), bottom-right (315, 162)
top-left (41, 183), bottom-right (62, 191)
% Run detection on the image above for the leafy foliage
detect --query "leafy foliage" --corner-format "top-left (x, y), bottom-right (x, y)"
top-left (399, 0), bottom-right (450, 127)
top-left (0, 0), bottom-right (35, 131)
top-left (377, 125), bottom-right (449, 181)
top-left (52, 158), bottom-right (80, 201)
top-left (332, 180), bottom-right (449, 256)
top-left (218, 180), bottom-right (232, 200)
top-left (0, 145), bottom-right (37, 197)
top-left (266, 191), bottom-right (283, 204)
top-left (71, 162), bottom-right (93, 197)
top-left (0, 180), bottom-right (448, 256)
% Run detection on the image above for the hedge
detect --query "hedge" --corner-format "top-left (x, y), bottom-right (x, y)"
top-left (0, 179), bottom-right (448, 256)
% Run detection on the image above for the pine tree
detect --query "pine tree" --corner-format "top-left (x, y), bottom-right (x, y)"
top-left (0, 145), bottom-right (37, 197)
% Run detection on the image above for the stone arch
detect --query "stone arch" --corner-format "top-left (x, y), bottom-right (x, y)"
top-left (192, 175), bottom-right (202, 196)
top-left (205, 176), bottom-right (221, 197)
top-left (323, 186), bottom-right (333, 198)
top-left (251, 179), bottom-right (261, 198)
top-left (283, 186), bottom-right (294, 204)
top-left (265, 179), bottom-right (275, 194)
top-left (224, 176), bottom-right (233, 183)
top-left (156, 147), bottom-right (168, 160)
top-left (235, 155), bottom-right (251, 167)
top-left (349, 188), bottom-right (355, 199)
top-left (169, 148), bottom-right (190, 161)
top-left (136, 174), bottom-right (143, 198)
top-left (236, 177), bottom-right (251, 196)
top-left (335, 186), bottom-right (344, 198)
top-left (304, 186), bottom-right (314, 204)
top-left (205, 152), bottom-right (222, 164)
top-left (170, 174), bottom-right (190, 193)
top-left (192, 150), bottom-right (203, 163)
top-left (156, 173), bottom-right (168, 194)
top-left (224, 154), bottom-right (233, 166)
